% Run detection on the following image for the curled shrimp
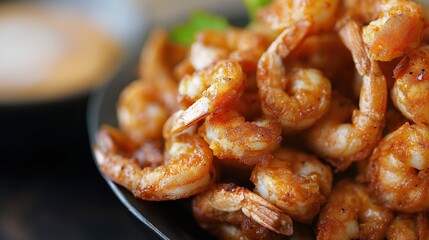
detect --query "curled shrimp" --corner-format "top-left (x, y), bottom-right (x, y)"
top-left (171, 60), bottom-right (245, 134)
top-left (94, 125), bottom-right (215, 201)
top-left (257, 20), bottom-right (332, 134)
top-left (198, 110), bottom-right (282, 165)
top-left (257, 0), bottom-right (340, 34)
top-left (386, 212), bottom-right (429, 240)
top-left (117, 80), bottom-right (179, 142)
top-left (190, 29), bottom-right (271, 73)
top-left (317, 179), bottom-right (393, 240)
top-left (251, 148), bottom-right (333, 223)
top-left (366, 122), bottom-right (429, 212)
top-left (192, 183), bottom-right (293, 238)
top-left (345, 0), bottom-right (426, 61)
top-left (303, 19), bottom-right (387, 170)
top-left (392, 45), bottom-right (429, 125)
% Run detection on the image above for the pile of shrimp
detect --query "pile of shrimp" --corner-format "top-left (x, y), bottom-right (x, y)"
top-left (94, 0), bottom-right (429, 239)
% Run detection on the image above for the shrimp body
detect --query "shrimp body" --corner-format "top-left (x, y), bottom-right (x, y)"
top-left (386, 212), bottom-right (429, 240)
top-left (349, 0), bottom-right (426, 61)
top-left (304, 19), bottom-right (387, 170)
top-left (190, 29), bottom-right (271, 73)
top-left (257, 0), bottom-right (340, 34)
top-left (117, 80), bottom-right (178, 143)
top-left (198, 110), bottom-right (282, 165)
top-left (251, 148), bottom-right (333, 223)
top-left (192, 183), bottom-right (293, 237)
top-left (317, 180), bottom-right (393, 240)
top-left (367, 122), bottom-right (429, 212)
top-left (257, 20), bottom-right (332, 134)
top-left (95, 126), bottom-right (215, 201)
top-left (172, 60), bottom-right (245, 134)
top-left (392, 45), bottom-right (429, 125)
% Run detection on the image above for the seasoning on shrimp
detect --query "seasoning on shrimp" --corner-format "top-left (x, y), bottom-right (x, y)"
top-left (251, 148), bottom-right (333, 223)
top-left (192, 183), bottom-right (293, 238)
top-left (366, 122), bottom-right (429, 212)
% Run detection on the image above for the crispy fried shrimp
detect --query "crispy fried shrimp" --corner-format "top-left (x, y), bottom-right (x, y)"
top-left (117, 80), bottom-right (179, 142)
top-left (257, 20), bottom-right (332, 134)
top-left (392, 45), bottom-right (429, 125)
top-left (287, 33), bottom-right (355, 96)
top-left (303, 19), bottom-right (387, 170)
top-left (257, 0), bottom-right (340, 34)
top-left (366, 122), bottom-right (429, 212)
top-left (345, 0), bottom-right (426, 61)
top-left (192, 183), bottom-right (293, 237)
top-left (190, 29), bottom-right (271, 73)
top-left (386, 212), bottom-right (429, 240)
top-left (198, 110), bottom-right (282, 165)
top-left (94, 126), bottom-right (215, 201)
top-left (251, 148), bottom-right (333, 223)
top-left (231, 92), bottom-right (263, 120)
top-left (317, 179), bottom-right (393, 240)
top-left (172, 60), bottom-right (245, 134)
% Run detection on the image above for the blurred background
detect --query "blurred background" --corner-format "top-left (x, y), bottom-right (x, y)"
top-left (0, 0), bottom-right (242, 239)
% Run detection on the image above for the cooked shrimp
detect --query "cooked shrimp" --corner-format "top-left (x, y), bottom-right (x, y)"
top-left (345, 0), bottom-right (426, 61)
top-left (198, 110), bottom-right (282, 165)
top-left (251, 148), bottom-right (333, 223)
top-left (94, 125), bottom-right (215, 201)
top-left (172, 60), bottom-right (245, 134)
top-left (257, 20), bottom-right (332, 134)
top-left (317, 179), bottom-right (393, 240)
top-left (190, 29), bottom-right (271, 73)
top-left (303, 19), bottom-right (387, 170)
top-left (386, 212), bottom-right (429, 240)
top-left (192, 183), bottom-right (293, 237)
top-left (117, 80), bottom-right (179, 142)
top-left (366, 122), bottom-right (429, 212)
top-left (257, 0), bottom-right (340, 34)
top-left (392, 45), bottom-right (429, 125)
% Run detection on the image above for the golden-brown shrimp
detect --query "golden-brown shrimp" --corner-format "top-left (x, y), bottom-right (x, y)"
top-left (94, 125), bottom-right (215, 201)
top-left (251, 148), bottom-right (333, 223)
top-left (386, 212), bottom-right (429, 240)
top-left (345, 0), bottom-right (426, 61)
top-left (287, 33), bottom-right (355, 96)
top-left (192, 183), bottom-right (293, 237)
top-left (190, 29), bottom-right (271, 73)
top-left (257, 0), bottom-right (340, 34)
top-left (117, 80), bottom-right (179, 142)
top-left (366, 122), bottom-right (429, 212)
top-left (317, 179), bottom-right (394, 240)
top-left (198, 110), bottom-right (282, 165)
top-left (171, 60), bottom-right (245, 134)
top-left (303, 19), bottom-right (387, 170)
top-left (257, 20), bottom-right (332, 134)
top-left (392, 45), bottom-right (429, 125)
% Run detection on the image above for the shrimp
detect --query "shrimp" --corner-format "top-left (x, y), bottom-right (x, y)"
top-left (303, 19), bottom-right (387, 170)
top-left (317, 179), bottom-right (394, 240)
top-left (257, 20), bottom-right (332, 134)
top-left (366, 122), bottom-right (429, 212)
top-left (345, 0), bottom-right (426, 61)
top-left (94, 125), bottom-right (215, 201)
top-left (198, 110), bottom-right (282, 165)
top-left (251, 148), bottom-right (333, 223)
top-left (392, 45), bottom-right (429, 125)
top-left (171, 60), bottom-right (245, 134)
top-left (192, 183), bottom-right (293, 238)
top-left (189, 29), bottom-right (271, 73)
top-left (257, 0), bottom-right (340, 34)
top-left (386, 212), bottom-right (429, 240)
top-left (117, 80), bottom-right (179, 142)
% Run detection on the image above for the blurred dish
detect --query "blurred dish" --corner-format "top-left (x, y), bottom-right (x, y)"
top-left (0, 2), bottom-right (121, 103)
